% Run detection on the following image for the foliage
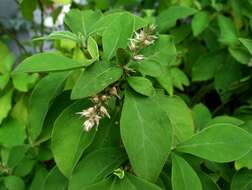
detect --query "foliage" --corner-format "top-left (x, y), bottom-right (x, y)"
top-left (1, 0), bottom-right (252, 189)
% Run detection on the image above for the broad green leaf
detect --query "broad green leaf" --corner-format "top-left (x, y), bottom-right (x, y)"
top-left (51, 101), bottom-right (96, 177)
top-left (71, 62), bottom-right (123, 99)
top-left (87, 36), bottom-right (99, 60)
top-left (172, 154), bottom-right (202, 190)
top-left (64, 9), bottom-right (102, 37)
top-left (29, 166), bottom-right (48, 190)
top-left (157, 67), bottom-right (173, 95)
top-left (42, 167), bottom-right (68, 190)
top-left (20, 0), bottom-right (37, 20)
top-left (239, 38), bottom-right (252, 55)
top-left (155, 95), bottom-right (194, 143)
top-left (4, 176), bottom-right (25, 190)
top-left (120, 90), bottom-right (172, 181)
top-left (34, 31), bottom-right (79, 42)
top-left (13, 157), bottom-right (36, 177)
top-left (127, 76), bottom-right (155, 97)
top-left (170, 67), bottom-right (189, 90)
top-left (0, 89), bottom-right (13, 124)
top-left (13, 53), bottom-right (90, 73)
top-left (228, 46), bottom-right (251, 65)
top-left (69, 148), bottom-right (127, 190)
top-left (85, 173), bottom-right (162, 190)
top-left (192, 51), bottom-right (225, 81)
top-left (11, 96), bottom-right (28, 125)
top-left (231, 170), bottom-right (252, 190)
top-left (102, 13), bottom-right (134, 60)
top-left (12, 73), bottom-right (39, 92)
top-left (192, 103), bottom-right (211, 131)
top-left (0, 119), bottom-right (26, 147)
top-left (157, 5), bottom-right (197, 32)
top-left (207, 116), bottom-right (244, 126)
top-left (217, 15), bottom-right (239, 45)
top-left (0, 74), bottom-right (9, 90)
top-left (192, 11), bottom-right (210, 36)
top-left (130, 59), bottom-right (162, 77)
top-left (197, 171), bottom-right (221, 190)
top-left (176, 123), bottom-right (252, 162)
top-left (28, 72), bottom-right (68, 142)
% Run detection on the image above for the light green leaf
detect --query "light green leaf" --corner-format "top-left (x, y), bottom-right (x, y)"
top-left (87, 36), bottom-right (99, 60)
top-left (51, 101), bottom-right (96, 177)
top-left (192, 11), bottom-right (210, 36)
top-left (42, 167), bottom-right (68, 190)
top-left (231, 170), bottom-right (252, 190)
top-left (13, 53), bottom-right (90, 73)
top-left (34, 31), bottom-right (79, 42)
top-left (0, 89), bottom-right (13, 125)
top-left (0, 74), bottom-right (9, 90)
top-left (71, 62), bottom-right (123, 99)
top-left (102, 13), bottom-right (134, 60)
top-left (130, 59), bottom-right (162, 77)
top-left (0, 119), bottom-right (26, 147)
top-left (239, 38), bottom-right (252, 55)
top-left (217, 15), bottom-right (239, 45)
top-left (12, 73), bottom-right (39, 92)
top-left (157, 67), bottom-right (173, 95)
top-left (176, 123), bottom-right (252, 162)
top-left (65, 9), bottom-right (102, 37)
top-left (28, 72), bottom-right (69, 142)
top-left (154, 95), bottom-right (194, 143)
top-left (120, 90), bottom-right (172, 181)
top-left (127, 76), bottom-right (155, 97)
top-left (228, 46), bottom-right (251, 65)
top-left (170, 67), bottom-right (189, 90)
top-left (157, 5), bottom-right (197, 32)
top-left (172, 154), bottom-right (202, 190)
top-left (69, 148), bottom-right (127, 190)
top-left (192, 103), bottom-right (211, 131)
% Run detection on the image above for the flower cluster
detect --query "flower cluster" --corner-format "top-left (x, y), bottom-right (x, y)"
top-left (77, 87), bottom-right (119, 132)
top-left (129, 24), bottom-right (158, 61)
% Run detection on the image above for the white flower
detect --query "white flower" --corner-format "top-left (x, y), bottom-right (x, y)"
top-left (77, 107), bottom-right (96, 117)
top-left (100, 106), bottom-right (110, 118)
top-left (133, 54), bottom-right (145, 61)
top-left (83, 119), bottom-right (95, 132)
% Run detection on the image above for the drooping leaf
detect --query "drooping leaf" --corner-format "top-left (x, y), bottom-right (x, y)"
top-left (228, 46), bottom-right (251, 65)
top-left (69, 148), bottom-right (127, 190)
top-left (71, 62), bottom-right (123, 99)
top-left (239, 38), bottom-right (252, 55)
top-left (120, 90), bottom-right (172, 181)
top-left (127, 76), bottom-right (155, 97)
top-left (172, 154), bottom-right (202, 190)
top-left (51, 101), bottom-right (96, 177)
top-left (0, 89), bottom-right (13, 125)
top-left (13, 53), bottom-right (90, 73)
top-left (230, 170), bottom-right (252, 190)
top-left (28, 72), bottom-right (69, 142)
top-left (176, 123), bottom-right (252, 162)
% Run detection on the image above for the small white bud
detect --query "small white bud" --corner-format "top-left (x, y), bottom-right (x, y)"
top-left (83, 119), bottom-right (95, 132)
top-left (100, 106), bottom-right (110, 118)
top-left (133, 54), bottom-right (145, 61)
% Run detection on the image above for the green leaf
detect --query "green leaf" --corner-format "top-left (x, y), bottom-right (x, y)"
top-left (231, 170), bottom-right (252, 190)
top-left (120, 90), bottom-right (172, 181)
top-left (34, 31), bottom-right (79, 42)
top-left (71, 62), bottom-right (123, 99)
top-left (28, 72), bottom-right (69, 142)
top-left (13, 53), bottom-right (90, 73)
top-left (69, 148), bottom-right (127, 190)
top-left (239, 38), bottom-right (252, 55)
top-left (170, 67), bottom-right (189, 90)
top-left (157, 5), bottom-right (197, 32)
top-left (130, 59), bottom-right (162, 77)
top-left (12, 73), bottom-right (39, 92)
top-left (64, 9), bottom-right (102, 37)
top-left (228, 46), bottom-right (251, 65)
top-left (0, 119), bottom-right (26, 147)
top-left (172, 154), bottom-right (202, 190)
top-left (197, 171), bottom-right (221, 190)
top-left (29, 166), bottom-right (48, 190)
top-left (155, 95), bottom-right (195, 143)
top-left (87, 36), bottom-right (99, 60)
top-left (217, 15), bottom-right (239, 45)
top-left (102, 13), bottom-right (134, 60)
top-left (127, 76), bottom-right (155, 97)
top-left (51, 101), bottom-right (96, 177)
top-left (4, 176), bottom-right (25, 190)
top-left (192, 51), bottom-right (225, 81)
top-left (157, 67), bottom-right (173, 95)
top-left (85, 173), bottom-right (162, 190)
top-left (42, 167), bottom-right (68, 190)
top-left (176, 123), bottom-right (252, 162)
top-left (0, 74), bottom-right (9, 90)
top-left (192, 103), bottom-right (211, 131)
top-left (0, 89), bottom-right (13, 125)
top-left (192, 11), bottom-right (210, 36)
